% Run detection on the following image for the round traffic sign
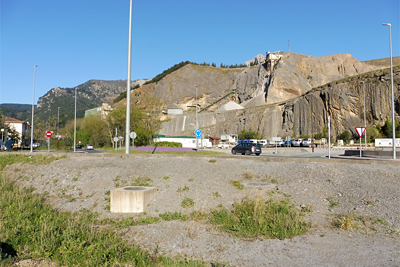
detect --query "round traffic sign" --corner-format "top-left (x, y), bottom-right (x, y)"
top-left (46, 131), bottom-right (52, 138)
top-left (194, 129), bottom-right (202, 138)
top-left (113, 137), bottom-right (119, 142)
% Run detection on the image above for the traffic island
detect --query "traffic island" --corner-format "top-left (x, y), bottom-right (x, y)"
top-left (110, 186), bottom-right (157, 213)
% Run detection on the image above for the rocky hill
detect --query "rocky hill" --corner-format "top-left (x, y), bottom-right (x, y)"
top-left (2, 79), bottom-right (147, 124)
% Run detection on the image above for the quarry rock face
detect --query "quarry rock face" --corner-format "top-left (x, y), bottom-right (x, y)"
top-left (124, 52), bottom-right (399, 139)
top-left (159, 68), bottom-right (399, 139)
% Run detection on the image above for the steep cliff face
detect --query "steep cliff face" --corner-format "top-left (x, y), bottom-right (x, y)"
top-left (265, 53), bottom-right (379, 104)
top-left (160, 67), bottom-right (400, 139)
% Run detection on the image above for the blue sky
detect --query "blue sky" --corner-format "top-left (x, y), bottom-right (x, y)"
top-left (1, 0), bottom-right (399, 105)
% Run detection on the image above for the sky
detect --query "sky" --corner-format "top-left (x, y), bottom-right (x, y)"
top-left (1, 0), bottom-right (399, 105)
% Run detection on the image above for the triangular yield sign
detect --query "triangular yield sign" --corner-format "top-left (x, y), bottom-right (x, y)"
top-left (355, 127), bottom-right (366, 137)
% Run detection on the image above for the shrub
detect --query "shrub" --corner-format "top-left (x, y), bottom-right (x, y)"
top-left (209, 197), bottom-right (310, 239)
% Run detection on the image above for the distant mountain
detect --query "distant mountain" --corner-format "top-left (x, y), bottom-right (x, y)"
top-left (0, 104), bottom-right (33, 121)
top-left (1, 79), bottom-right (147, 126)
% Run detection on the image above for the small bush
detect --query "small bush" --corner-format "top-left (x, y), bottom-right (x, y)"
top-left (230, 180), bottom-right (245, 190)
top-left (181, 197), bottom-right (195, 208)
top-left (209, 197), bottom-right (310, 239)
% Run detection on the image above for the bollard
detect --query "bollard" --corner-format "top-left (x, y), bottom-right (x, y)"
top-left (312, 145), bottom-right (314, 153)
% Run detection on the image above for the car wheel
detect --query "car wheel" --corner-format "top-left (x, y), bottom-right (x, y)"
top-left (245, 150), bottom-right (251, 155)
top-left (232, 150), bottom-right (236, 155)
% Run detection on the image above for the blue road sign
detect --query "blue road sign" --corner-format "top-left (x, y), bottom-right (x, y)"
top-left (194, 129), bottom-right (202, 138)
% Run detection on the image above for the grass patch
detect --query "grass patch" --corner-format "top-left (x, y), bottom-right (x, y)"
top-left (159, 211), bottom-right (189, 221)
top-left (230, 180), bottom-right (245, 190)
top-left (177, 185), bottom-right (190, 193)
top-left (181, 197), bottom-right (195, 208)
top-left (209, 197), bottom-right (310, 239)
top-left (209, 159), bottom-right (217, 163)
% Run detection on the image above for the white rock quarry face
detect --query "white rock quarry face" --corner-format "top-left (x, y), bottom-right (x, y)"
top-left (265, 53), bottom-right (379, 104)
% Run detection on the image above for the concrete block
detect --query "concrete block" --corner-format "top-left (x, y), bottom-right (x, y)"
top-left (110, 186), bottom-right (157, 213)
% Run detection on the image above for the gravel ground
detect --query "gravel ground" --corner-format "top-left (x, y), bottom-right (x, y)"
top-left (5, 152), bottom-right (400, 266)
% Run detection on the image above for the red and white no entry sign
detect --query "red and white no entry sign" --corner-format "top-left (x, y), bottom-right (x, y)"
top-left (46, 131), bottom-right (52, 138)
top-left (355, 127), bottom-right (366, 138)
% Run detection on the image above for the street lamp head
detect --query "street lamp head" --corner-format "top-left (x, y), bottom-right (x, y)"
top-left (34, 65), bottom-right (38, 67)
top-left (382, 23), bottom-right (391, 26)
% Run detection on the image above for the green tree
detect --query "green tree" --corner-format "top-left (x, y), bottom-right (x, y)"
top-left (238, 128), bottom-right (262, 140)
top-left (337, 130), bottom-right (351, 142)
top-left (107, 96), bottom-right (162, 146)
top-left (382, 118), bottom-right (400, 138)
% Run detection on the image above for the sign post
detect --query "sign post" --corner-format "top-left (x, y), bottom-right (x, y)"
top-left (46, 131), bottom-right (52, 152)
top-left (355, 127), bottom-right (366, 158)
top-left (194, 129), bottom-right (202, 152)
top-left (272, 137), bottom-right (281, 154)
top-left (113, 137), bottom-right (119, 151)
top-left (328, 116), bottom-right (331, 159)
top-left (130, 131), bottom-right (137, 147)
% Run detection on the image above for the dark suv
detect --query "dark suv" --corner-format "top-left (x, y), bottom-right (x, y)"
top-left (231, 143), bottom-right (262, 156)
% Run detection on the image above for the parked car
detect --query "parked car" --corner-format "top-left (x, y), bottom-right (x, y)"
top-left (258, 140), bottom-right (268, 147)
top-left (284, 140), bottom-right (292, 147)
top-left (76, 144), bottom-right (82, 149)
top-left (231, 143), bottom-right (261, 156)
top-left (301, 138), bottom-right (312, 147)
top-left (217, 142), bottom-right (229, 149)
top-left (85, 144), bottom-right (94, 150)
top-left (292, 139), bottom-right (303, 147)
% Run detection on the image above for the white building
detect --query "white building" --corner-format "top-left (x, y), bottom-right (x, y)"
top-left (4, 117), bottom-right (30, 146)
top-left (153, 135), bottom-right (212, 148)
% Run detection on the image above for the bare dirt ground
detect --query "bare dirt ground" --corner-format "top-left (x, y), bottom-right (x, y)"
top-left (5, 152), bottom-right (400, 266)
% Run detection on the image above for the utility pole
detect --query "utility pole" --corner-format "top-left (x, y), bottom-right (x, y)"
top-left (125, 0), bottom-right (133, 155)
top-left (57, 107), bottom-right (60, 136)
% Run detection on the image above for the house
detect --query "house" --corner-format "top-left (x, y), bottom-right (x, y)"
top-left (4, 117), bottom-right (30, 147)
top-left (84, 103), bottom-right (113, 120)
top-left (153, 135), bottom-right (211, 148)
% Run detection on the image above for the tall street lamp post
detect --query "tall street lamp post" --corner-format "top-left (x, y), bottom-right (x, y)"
top-left (30, 65), bottom-right (38, 153)
top-left (74, 87), bottom-right (77, 152)
top-left (382, 23), bottom-right (396, 159)
top-left (125, 0), bottom-right (133, 155)
top-left (362, 81), bottom-right (367, 149)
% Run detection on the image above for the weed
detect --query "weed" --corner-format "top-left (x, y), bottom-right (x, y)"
top-left (230, 180), bottom-right (245, 190)
top-left (283, 193), bottom-right (291, 198)
top-left (209, 159), bottom-right (217, 163)
top-left (177, 185), bottom-right (190, 193)
top-left (326, 179), bottom-right (332, 183)
top-left (326, 197), bottom-right (340, 208)
top-left (114, 176), bottom-right (120, 182)
top-left (181, 197), bottom-right (195, 208)
top-left (53, 179), bottom-right (58, 184)
top-left (332, 214), bottom-right (359, 230)
top-left (159, 211), bottom-right (189, 221)
top-left (131, 176), bottom-right (152, 186)
top-left (242, 172), bottom-right (256, 180)
top-left (213, 191), bottom-right (221, 198)
top-left (72, 177), bottom-right (78, 182)
top-left (67, 197), bottom-right (76, 202)
top-left (163, 175), bottom-right (169, 180)
top-left (209, 196), bottom-right (310, 239)
top-left (271, 178), bottom-right (278, 184)
top-left (190, 210), bottom-right (208, 221)
top-left (189, 178), bottom-right (194, 182)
